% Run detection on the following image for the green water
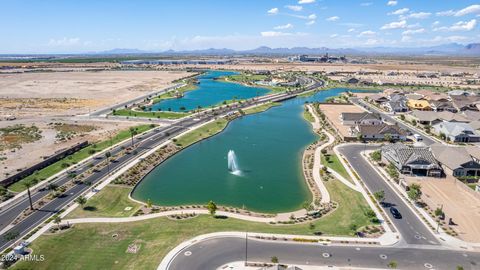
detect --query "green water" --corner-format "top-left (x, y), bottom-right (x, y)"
top-left (132, 88), bottom-right (367, 213)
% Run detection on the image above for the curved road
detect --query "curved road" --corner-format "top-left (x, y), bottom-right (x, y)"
top-left (168, 236), bottom-right (479, 270)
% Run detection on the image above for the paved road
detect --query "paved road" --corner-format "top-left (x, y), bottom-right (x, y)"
top-left (0, 78), bottom-right (323, 252)
top-left (168, 236), bottom-right (479, 270)
top-left (351, 97), bottom-right (436, 146)
top-left (338, 144), bottom-right (439, 246)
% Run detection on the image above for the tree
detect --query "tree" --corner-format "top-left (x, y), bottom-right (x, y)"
top-left (373, 190), bottom-right (385, 203)
top-left (407, 184), bottom-right (422, 202)
top-left (75, 196), bottom-right (87, 209)
top-left (456, 266), bottom-right (464, 270)
top-left (388, 260), bottom-right (398, 269)
top-left (411, 119), bottom-right (417, 126)
top-left (105, 151), bottom-right (112, 174)
top-left (399, 114), bottom-right (405, 121)
top-left (370, 150), bottom-right (382, 162)
top-left (147, 199), bottom-right (152, 208)
top-left (23, 181), bottom-right (34, 210)
top-left (129, 127), bottom-right (138, 146)
top-left (53, 215), bottom-right (62, 230)
top-left (425, 125), bottom-right (431, 134)
top-left (384, 133), bottom-right (393, 142)
top-left (206, 200), bottom-right (217, 216)
top-left (271, 256), bottom-right (279, 264)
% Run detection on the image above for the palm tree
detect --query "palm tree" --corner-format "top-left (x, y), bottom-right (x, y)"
top-left (129, 127), bottom-right (138, 146)
top-left (53, 215), bottom-right (62, 230)
top-left (105, 151), bottom-right (112, 174)
top-left (23, 181), bottom-right (34, 210)
top-left (75, 195), bottom-right (87, 209)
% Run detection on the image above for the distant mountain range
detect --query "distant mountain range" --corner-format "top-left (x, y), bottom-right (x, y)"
top-left (95, 43), bottom-right (480, 56)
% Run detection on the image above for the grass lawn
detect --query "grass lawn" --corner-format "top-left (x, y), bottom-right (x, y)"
top-left (112, 109), bottom-right (190, 119)
top-left (321, 154), bottom-right (354, 184)
top-left (243, 102), bottom-right (281, 115)
top-left (13, 180), bottom-right (373, 270)
top-left (67, 185), bottom-right (141, 219)
top-left (303, 109), bottom-right (315, 123)
top-left (174, 119), bottom-right (228, 148)
top-left (151, 84), bottom-right (197, 104)
top-left (8, 125), bottom-right (154, 193)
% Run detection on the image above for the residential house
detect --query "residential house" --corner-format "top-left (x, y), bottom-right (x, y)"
top-left (340, 112), bottom-right (383, 126)
top-left (367, 94), bottom-right (389, 104)
top-left (381, 143), bottom-right (442, 177)
top-left (417, 90), bottom-right (449, 102)
top-left (448, 90), bottom-right (473, 96)
top-left (431, 144), bottom-right (480, 178)
top-left (432, 122), bottom-right (480, 143)
top-left (406, 111), bottom-right (469, 126)
top-left (405, 93), bottom-right (425, 101)
top-left (355, 123), bottom-right (408, 141)
top-left (406, 99), bottom-right (432, 111)
top-left (344, 77), bottom-right (360, 84)
top-left (429, 100), bottom-right (458, 113)
top-left (451, 95), bottom-right (480, 112)
top-left (383, 94), bottom-right (408, 112)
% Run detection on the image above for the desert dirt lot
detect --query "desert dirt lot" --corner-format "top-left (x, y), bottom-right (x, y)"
top-left (0, 70), bottom-right (190, 119)
top-left (318, 103), bottom-right (365, 139)
top-left (0, 69), bottom-right (190, 179)
top-left (407, 176), bottom-right (480, 243)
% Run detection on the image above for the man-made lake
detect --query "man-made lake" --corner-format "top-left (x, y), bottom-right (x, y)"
top-left (132, 88), bottom-right (368, 213)
top-left (148, 70), bottom-right (270, 112)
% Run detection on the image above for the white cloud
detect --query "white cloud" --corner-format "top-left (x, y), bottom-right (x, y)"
top-left (365, 38), bottom-right (380, 45)
top-left (326, 16), bottom-right (340, 22)
top-left (381, 20), bottom-right (407, 30)
top-left (267, 8), bottom-right (279, 15)
top-left (358, 30), bottom-right (376, 37)
top-left (434, 19), bottom-right (477, 32)
top-left (260, 31), bottom-right (291, 37)
top-left (402, 28), bottom-right (425, 35)
top-left (308, 14), bottom-right (317, 20)
top-left (298, 0), bottom-right (315, 4)
top-left (306, 20), bottom-right (316, 26)
top-left (286, 5), bottom-right (302, 12)
top-left (432, 21), bottom-right (440, 27)
top-left (361, 2), bottom-right (373, 6)
top-left (436, 10), bottom-right (455, 17)
top-left (390, 8), bottom-right (409, 15)
top-left (436, 5), bottom-right (480, 17)
top-left (330, 34), bottom-right (338, 38)
top-left (348, 28), bottom-right (356, 32)
top-left (408, 12), bottom-right (431, 19)
top-left (401, 35), bottom-right (412, 42)
top-left (274, 23), bottom-right (293, 30)
top-left (387, 1), bottom-right (398, 6)
top-left (48, 37), bottom-right (81, 46)
top-left (455, 4), bottom-right (480, 16)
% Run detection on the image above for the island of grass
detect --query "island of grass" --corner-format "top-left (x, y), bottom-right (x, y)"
top-left (219, 72), bottom-right (288, 92)
top-left (111, 109), bottom-right (191, 120)
top-left (67, 185), bottom-right (141, 218)
top-left (7, 124), bottom-right (155, 193)
top-left (151, 84), bottom-right (198, 104)
top-left (16, 180), bottom-right (376, 270)
top-left (321, 153), bottom-right (354, 184)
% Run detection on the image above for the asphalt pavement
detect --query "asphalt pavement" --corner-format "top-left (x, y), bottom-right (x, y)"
top-left (168, 236), bottom-right (479, 270)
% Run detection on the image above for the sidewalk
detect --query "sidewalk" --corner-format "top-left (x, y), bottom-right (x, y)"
top-left (307, 104), bottom-right (330, 203)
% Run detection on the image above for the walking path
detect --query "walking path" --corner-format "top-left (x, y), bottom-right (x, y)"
top-left (307, 105), bottom-right (330, 203)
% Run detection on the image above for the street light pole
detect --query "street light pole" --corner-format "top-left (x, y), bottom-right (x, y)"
top-left (245, 232), bottom-right (248, 266)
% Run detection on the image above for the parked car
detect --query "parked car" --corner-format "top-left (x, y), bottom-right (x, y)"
top-left (413, 134), bottom-right (422, 142)
top-left (390, 207), bottom-right (402, 219)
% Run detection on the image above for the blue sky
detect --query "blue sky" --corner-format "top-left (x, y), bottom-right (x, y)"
top-left (1, 0), bottom-right (479, 53)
